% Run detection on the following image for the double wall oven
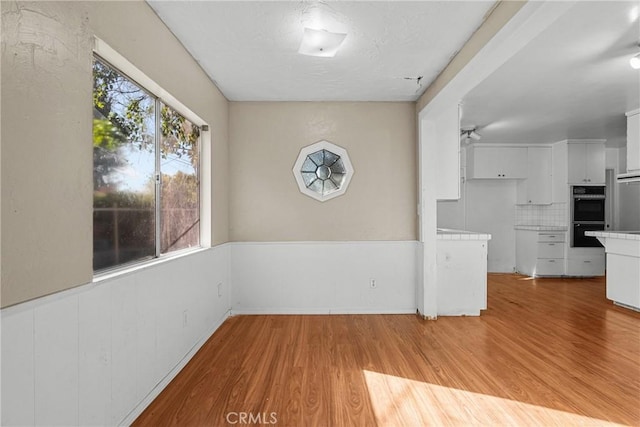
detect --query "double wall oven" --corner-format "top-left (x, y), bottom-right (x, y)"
top-left (571, 186), bottom-right (605, 247)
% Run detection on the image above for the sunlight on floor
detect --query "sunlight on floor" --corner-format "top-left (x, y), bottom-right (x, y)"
top-left (363, 370), bottom-right (622, 426)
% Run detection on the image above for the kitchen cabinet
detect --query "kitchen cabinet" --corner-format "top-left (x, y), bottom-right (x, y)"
top-left (565, 246), bottom-right (605, 277)
top-left (435, 104), bottom-right (461, 200)
top-left (466, 146), bottom-right (527, 179)
top-left (516, 230), bottom-right (566, 277)
top-left (437, 229), bottom-right (490, 316)
top-left (626, 109), bottom-right (639, 172)
top-left (567, 142), bottom-right (605, 184)
top-left (517, 147), bottom-right (552, 204)
top-left (565, 255), bottom-right (605, 277)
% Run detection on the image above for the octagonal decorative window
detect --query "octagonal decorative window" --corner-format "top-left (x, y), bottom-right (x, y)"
top-left (293, 140), bottom-right (354, 202)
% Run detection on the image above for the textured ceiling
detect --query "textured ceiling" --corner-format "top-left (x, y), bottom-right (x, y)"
top-left (148, 1), bottom-right (639, 147)
top-left (147, 1), bottom-right (495, 101)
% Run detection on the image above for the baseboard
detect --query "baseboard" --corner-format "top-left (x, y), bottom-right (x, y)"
top-left (231, 308), bottom-right (417, 315)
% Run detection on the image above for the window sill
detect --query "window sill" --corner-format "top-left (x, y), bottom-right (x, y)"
top-left (93, 247), bottom-right (208, 284)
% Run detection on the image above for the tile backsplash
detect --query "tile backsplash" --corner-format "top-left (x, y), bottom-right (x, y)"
top-left (515, 203), bottom-right (567, 226)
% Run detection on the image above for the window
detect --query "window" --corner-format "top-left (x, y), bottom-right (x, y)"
top-left (92, 56), bottom-right (200, 272)
top-left (292, 140), bottom-right (354, 202)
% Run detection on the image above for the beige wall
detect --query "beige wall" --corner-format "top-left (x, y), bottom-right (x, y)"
top-left (1, 1), bottom-right (229, 307)
top-left (229, 102), bottom-right (417, 242)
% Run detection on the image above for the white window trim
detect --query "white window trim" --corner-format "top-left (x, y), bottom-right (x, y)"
top-left (92, 37), bottom-right (212, 280)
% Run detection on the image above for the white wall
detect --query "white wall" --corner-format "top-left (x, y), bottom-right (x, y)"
top-left (437, 149), bottom-right (517, 273)
top-left (1, 246), bottom-right (231, 426)
top-left (437, 196), bottom-right (466, 230)
top-left (230, 242), bottom-right (417, 314)
top-left (465, 180), bottom-right (517, 272)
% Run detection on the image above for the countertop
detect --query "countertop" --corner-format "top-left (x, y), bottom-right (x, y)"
top-left (585, 231), bottom-right (640, 241)
top-left (514, 225), bottom-right (568, 231)
top-left (437, 228), bottom-right (492, 241)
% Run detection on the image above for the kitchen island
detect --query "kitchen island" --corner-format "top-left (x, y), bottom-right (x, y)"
top-left (437, 228), bottom-right (491, 316)
top-left (586, 231), bottom-right (640, 311)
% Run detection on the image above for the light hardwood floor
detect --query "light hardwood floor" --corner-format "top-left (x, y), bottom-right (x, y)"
top-left (134, 274), bottom-right (640, 426)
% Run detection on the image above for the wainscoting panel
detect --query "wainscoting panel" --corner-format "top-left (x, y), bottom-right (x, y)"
top-left (1, 245), bottom-right (231, 426)
top-left (230, 241), bottom-right (418, 314)
top-left (1, 308), bottom-right (35, 426)
top-left (79, 280), bottom-right (113, 426)
top-left (34, 294), bottom-right (79, 426)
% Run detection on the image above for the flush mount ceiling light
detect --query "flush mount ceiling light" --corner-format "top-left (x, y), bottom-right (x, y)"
top-left (631, 53), bottom-right (640, 70)
top-left (461, 127), bottom-right (481, 143)
top-left (298, 28), bottom-right (347, 58)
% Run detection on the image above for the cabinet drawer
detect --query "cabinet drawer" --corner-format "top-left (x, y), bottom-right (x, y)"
top-left (536, 259), bottom-right (564, 276)
top-left (537, 242), bottom-right (564, 258)
top-left (566, 257), bottom-right (605, 276)
top-left (537, 232), bottom-right (565, 243)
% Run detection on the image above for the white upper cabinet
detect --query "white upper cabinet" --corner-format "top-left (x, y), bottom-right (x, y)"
top-left (567, 141), bottom-right (605, 184)
top-left (626, 109), bottom-right (640, 172)
top-left (435, 104), bottom-right (461, 200)
top-left (517, 147), bottom-right (552, 205)
top-left (466, 146), bottom-right (527, 179)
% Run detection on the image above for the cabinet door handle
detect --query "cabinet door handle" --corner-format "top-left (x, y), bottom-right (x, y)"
top-left (584, 260), bottom-right (591, 263)
top-left (548, 243), bottom-right (555, 246)
top-left (549, 260), bottom-right (556, 263)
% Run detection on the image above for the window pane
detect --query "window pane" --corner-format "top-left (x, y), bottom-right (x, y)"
top-left (160, 103), bottom-right (200, 254)
top-left (93, 58), bottom-right (156, 271)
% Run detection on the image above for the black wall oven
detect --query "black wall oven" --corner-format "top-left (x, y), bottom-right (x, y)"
top-left (571, 186), bottom-right (605, 247)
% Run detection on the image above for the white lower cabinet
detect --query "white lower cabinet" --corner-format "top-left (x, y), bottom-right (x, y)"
top-left (536, 258), bottom-right (564, 276)
top-left (436, 238), bottom-right (489, 316)
top-left (517, 230), bottom-right (605, 277)
top-left (537, 241), bottom-right (564, 258)
top-left (566, 255), bottom-right (605, 277)
top-left (516, 230), bottom-right (566, 277)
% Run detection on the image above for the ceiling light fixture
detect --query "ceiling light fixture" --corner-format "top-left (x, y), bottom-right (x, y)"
top-left (631, 53), bottom-right (640, 70)
top-left (461, 127), bottom-right (481, 143)
top-left (298, 28), bottom-right (347, 58)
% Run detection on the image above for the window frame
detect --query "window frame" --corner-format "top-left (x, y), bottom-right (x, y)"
top-left (92, 37), bottom-right (210, 278)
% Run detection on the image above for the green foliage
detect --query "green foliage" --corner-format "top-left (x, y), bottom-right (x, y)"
top-left (93, 118), bottom-right (124, 150)
top-left (93, 58), bottom-right (199, 159)
top-left (161, 105), bottom-right (200, 164)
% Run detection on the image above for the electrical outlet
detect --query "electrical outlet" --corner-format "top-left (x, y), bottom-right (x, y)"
top-left (217, 282), bottom-right (223, 297)
top-left (370, 279), bottom-right (377, 289)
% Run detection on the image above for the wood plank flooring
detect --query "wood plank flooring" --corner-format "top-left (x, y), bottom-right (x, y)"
top-left (134, 274), bottom-right (640, 426)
